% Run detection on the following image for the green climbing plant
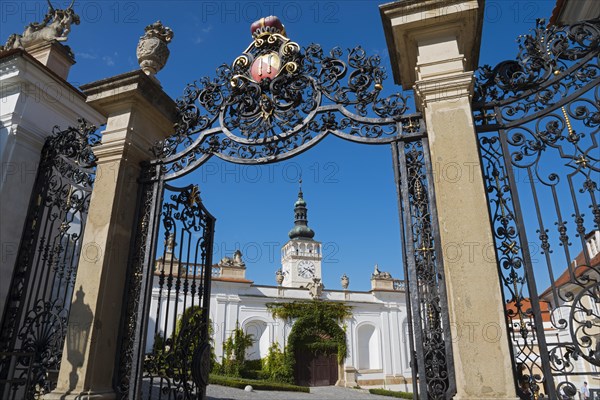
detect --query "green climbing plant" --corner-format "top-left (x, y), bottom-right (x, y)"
top-left (267, 300), bottom-right (352, 377)
top-left (221, 322), bottom-right (254, 377)
top-left (267, 300), bottom-right (352, 322)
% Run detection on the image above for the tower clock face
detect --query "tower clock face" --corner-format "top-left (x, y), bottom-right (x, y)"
top-left (298, 260), bottom-right (315, 278)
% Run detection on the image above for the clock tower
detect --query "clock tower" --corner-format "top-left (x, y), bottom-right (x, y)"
top-left (280, 182), bottom-right (322, 288)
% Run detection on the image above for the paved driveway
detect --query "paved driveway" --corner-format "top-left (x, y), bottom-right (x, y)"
top-left (207, 385), bottom-right (401, 400)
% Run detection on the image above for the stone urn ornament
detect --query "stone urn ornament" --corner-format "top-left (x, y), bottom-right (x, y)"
top-left (341, 274), bottom-right (349, 290)
top-left (136, 21), bottom-right (173, 76)
top-left (275, 269), bottom-right (284, 285)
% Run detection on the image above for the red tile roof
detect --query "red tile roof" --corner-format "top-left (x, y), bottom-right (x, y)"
top-left (506, 298), bottom-right (552, 323)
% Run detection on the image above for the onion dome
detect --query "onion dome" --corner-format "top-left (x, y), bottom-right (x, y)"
top-left (288, 180), bottom-right (315, 240)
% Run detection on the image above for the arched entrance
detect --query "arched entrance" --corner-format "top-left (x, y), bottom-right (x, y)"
top-left (287, 314), bottom-right (346, 387)
top-left (115, 15), bottom-right (454, 400)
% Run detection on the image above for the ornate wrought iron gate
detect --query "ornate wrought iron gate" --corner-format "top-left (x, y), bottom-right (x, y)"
top-left (473, 19), bottom-right (599, 399)
top-left (0, 120), bottom-right (98, 400)
top-left (117, 176), bottom-right (216, 399)
top-left (116, 16), bottom-right (455, 399)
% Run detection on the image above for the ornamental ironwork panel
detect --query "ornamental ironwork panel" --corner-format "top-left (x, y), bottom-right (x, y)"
top-left (117, 15), bottom-right (454, 400)
top-left (392, 139), bottom-right (456, 399)
top-left (0, 120), bottom-right (98, 400)
top-left (116, 180), bottom-right (215, 400)
top-left (473, 18), bottom-right (600, 400)
top-left (148, 16), bottom-right (421, 179)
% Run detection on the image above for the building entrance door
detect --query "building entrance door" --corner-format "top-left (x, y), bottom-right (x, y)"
top-left (295, 351), bottom-right (338, 387)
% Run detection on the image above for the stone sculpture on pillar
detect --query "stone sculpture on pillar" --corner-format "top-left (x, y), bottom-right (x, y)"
top-left (275, 269), bottom-right (285, 286)
top-left (306, 277), bottom-right (324, 299)
top-left (371, 264), bottom-right (394, 291)
top-left (136, 21), bottom-right (174, 76)
top-left (218, 250), bottom-right (247, 280)
top-left (1, 0), bottom-right (79, 52)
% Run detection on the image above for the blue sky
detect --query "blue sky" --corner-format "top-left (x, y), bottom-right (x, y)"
top-left (1, 1), bottom-right (557, 291)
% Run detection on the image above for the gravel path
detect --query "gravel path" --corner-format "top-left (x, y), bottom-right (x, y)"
top-left (207, 385), bottom-right (398, 400)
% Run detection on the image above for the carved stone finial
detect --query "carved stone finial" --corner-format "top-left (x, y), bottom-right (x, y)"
top-left (275, 269), bottom-right (284, 286)
top-left (233, 250), bottom-right (245, 267)
top-left (1, 0), bottom-right (80, 52)
top-left (371, 264), bottom-right (392, 280)
top-left (136, 21), bottom-right (174, 76)
top-left (341, 274), bottom-right (349, 290)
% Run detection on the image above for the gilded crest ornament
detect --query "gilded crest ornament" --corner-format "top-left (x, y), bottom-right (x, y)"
top-left (156, 15), bottom-right (416, 177)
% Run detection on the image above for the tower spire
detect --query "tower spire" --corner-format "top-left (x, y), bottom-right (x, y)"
top-left (288, 180), bottom-right (315, 240)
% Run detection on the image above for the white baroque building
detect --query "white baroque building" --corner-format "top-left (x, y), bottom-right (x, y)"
top-left (148, 186), bottom-right (411, 388)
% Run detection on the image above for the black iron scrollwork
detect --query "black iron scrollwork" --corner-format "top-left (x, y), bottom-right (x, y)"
top-left (475, 18), bottom-right (599, 400)
top-left (117, 183), bottom-right (215, 399)
top-left (393, 139), bottom-right (455, 400)
top-left (120, 15), bottom-right (453, 400)
top-left (146, 19), bottom-right (420, 180)
top-left (0, 120), bottom-right (98, 400)
top-left (474, 18), bottom-right (600, 103)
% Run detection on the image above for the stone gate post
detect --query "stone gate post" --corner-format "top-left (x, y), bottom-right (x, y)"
top-left (45, 71), bottom-right (177, 399)
top-left (0, 45), bottom-right (104, 323)
top-left (381, 1), bottom-right (518, 399)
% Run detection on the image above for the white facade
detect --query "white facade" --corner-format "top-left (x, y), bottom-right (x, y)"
top-left (148, 277), bottom-right (411, 387)
top-left (148, 188), bottom-right (412, 388)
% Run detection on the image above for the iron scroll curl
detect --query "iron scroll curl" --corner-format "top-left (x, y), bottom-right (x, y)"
top-left (473, 17), bottom-right (600, 400)
top-left (145, 23), bottom-right (424, 182)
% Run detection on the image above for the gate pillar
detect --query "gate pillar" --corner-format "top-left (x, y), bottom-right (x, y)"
top-left (381, 2), bottom-right (518, 399)
top-left (0, 48), bottom-right (104, 323)
top-left (45, 71), bottom-right (177, 399)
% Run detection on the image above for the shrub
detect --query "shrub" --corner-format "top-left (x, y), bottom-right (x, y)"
top-left (209, 374), bottom-right (309, 393)
top-left (261, 342), bottom-right (293, 383)
top-left (243, 359), bottom-right (262, 371)
top-left (368, 388), bottom-right (414, 399)
top-left (240, 358), bottom-right (263, 380)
